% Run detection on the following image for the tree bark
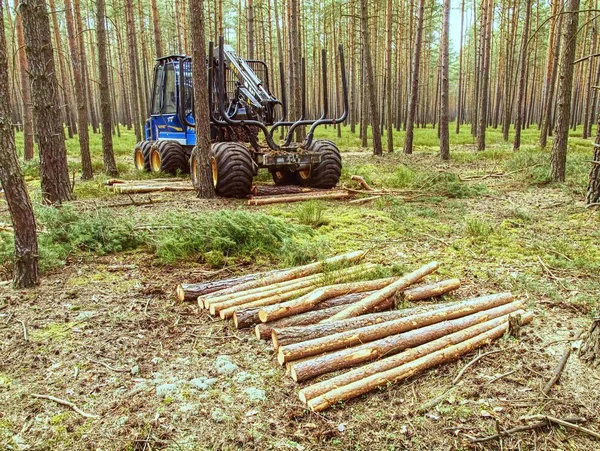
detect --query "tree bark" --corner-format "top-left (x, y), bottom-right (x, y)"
top-left (579, 318), bottom-right (599, 368)
top-left (218, 286), bottom-right (315, 319)
top-left (96, 0), bottom-right (118, 176)
top-left (177, 270), bottom-right (279, 302)
top-left (13, 0), bottom-right (34, 160)
top-left (300, 312), bottom-right (533, 410)
top-left (476, 0), bottom-right (493, 151)
top-left (513, 0), bottom-right (532, 151)
top-left (403, 0), bottom-right (425, 154)
top-left (439, 0), bottom-right (450, 160)
top-left (540, 5), bottom-right (562, 147)
top-left (258, 277), bottom-right (397, 323)
top-left (403, 278), bottom-right (461, 301)
top-left (277, 292), bottom-right (515, 364)
top-left (326, 261), bottom-right (439, 321)
top-left (124, 0), bottom-right (142, 141)
top-left (189, 0), bottom-right (216, 198)
top-left (290, 302), bottom-right (524, 382)
top-left (150, 0), bottom-right (163, 57)
top-left (20, 0), bottom-right (73, 203)
top-left (384, 0), bottom-right (394, 152)
top-left (0, 1), bottom-right (39, 288)
top-left (550, 0), bottom-right (580, 182)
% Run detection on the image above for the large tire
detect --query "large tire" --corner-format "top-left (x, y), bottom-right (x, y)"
top-left (149, 141), bottom-right (191, 175)
top-left (211, 142), bottom-right (255, 198)
top-left (271, 169), bottom-right (300, 186)
top-left (301, 140), bottom-right (342, 189)
top-left (133, 141), bottom-right (153, 172)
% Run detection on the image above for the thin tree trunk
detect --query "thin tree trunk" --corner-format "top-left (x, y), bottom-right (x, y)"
top-left (0, 1), bottom-right (39, 288)
top-left (513, 0), bottom-right (532, 151)
top-left (385, 0), bottom-right (393, 152)
top-left (550, 0), bottom-right (580, 182)
top-left (476, 0), bottom-right (493, 151)
top-left (124, 0), bottom-right (142, 141)
top-left (540, 6), bottom-right (562, 147)
top-left (439, 0), bottom-right (450, 160)
top-left (151, 0), bottom-right (163, 57)
top-left (456, 0), bottom-right (465, 134)
top-left (19, 0), bottom-right (73, 203)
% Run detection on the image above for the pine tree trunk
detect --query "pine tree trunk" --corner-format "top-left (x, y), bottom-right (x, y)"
top-left (476, 0), bottom-right (493, 151)
top-left (0, 1), bottom-right (39, 288)
top-left (586, 116), bottom-right (600, 204)
top-left (96, 0), bottom-right (118, 176)
top-left (540, 8), bottom-right (562, 147)
top-left (513, 0), bottom-right (532, 151)
top-left (247, 0), bottom-right (255, 59)
top-left (189, 0), bottom-right (215, 198)
top-left (151, 0), bottom-right (163, 57)
top-left (19, 0), bottom-right (73, 203)
top-left (124, 0), bottom-right (142, 141)
top-left (550, 0), bottom-right (580, 182)
top-left (403, 0), bottom-right (424, 154)
top-left (439, 0), bottom-right (450, 160)
top-left (384, 0), bottom-right (393, 152)
top-left (456, 0), bottom-right (465, 134)
top-left (13, 0), bottom-right (34, 160)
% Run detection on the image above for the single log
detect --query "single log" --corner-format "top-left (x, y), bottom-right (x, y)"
top-left (351, 175), bottom-right (375, 191)
top-left (348, 195), bottom-right (382, 204)
top-left (176, 269), bottom-right (278, 302)
top-left (299, 311), bottom-right (533, 403)
top-left (289, 301), bottom-right (523, 382)
top-left (303, 312), bottom-right (534, 411)
top-left (251, 185), bottom-right (322, 196)
top-left (218, 286), bottom-right (315, 319)
top-left (248, 191), bottom-right (350, 206)
top-left (278, 293), bottom-right (514, 364)
top-left (239, 296), bottom-right (393, 331)
top-left (250, 291), bottom-right (379, 334)
top-left (204, 262), bottom-right (376, 309)
top-left (403, 278), bottom-right (461, 302)
top-left (195, 250), bottom-right (366, 301)
top-left (326, 261), bottom-right (439, 321)
top-left (271, 300), bottom-right (466, 349)
top-left (258, 277), bottom-right (398, 323)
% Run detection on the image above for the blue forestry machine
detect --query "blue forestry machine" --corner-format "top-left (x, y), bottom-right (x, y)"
top-left (134, 37), bottom-right (348, 198)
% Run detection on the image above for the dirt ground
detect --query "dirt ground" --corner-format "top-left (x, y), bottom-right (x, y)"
top-left (1, 149), bottom-right (599, 451)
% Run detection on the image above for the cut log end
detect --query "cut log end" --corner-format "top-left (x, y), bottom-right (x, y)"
top-left (258, 310), bottom-right (269, 323)
top-left (176, 284), bottom-right (185, 302)
top-left (277, 348), bottom-right (286, 365)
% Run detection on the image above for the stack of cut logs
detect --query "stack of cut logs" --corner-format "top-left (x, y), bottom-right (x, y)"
top-left (176, 251), bottom-right (532, 411)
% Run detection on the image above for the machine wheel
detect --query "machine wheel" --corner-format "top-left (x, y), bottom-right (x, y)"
top-left (150, 141), bottom-right (191, 175)
top-left (133, 141), bottom-right (153, 172)
top-left (210, 142), bottom-right (255, 198)
top-left (271, 170), bottom-right (299, 186)
top-left (300, 140), bottom-right (342, 189)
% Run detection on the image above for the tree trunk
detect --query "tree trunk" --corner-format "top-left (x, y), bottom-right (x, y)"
top-left (19, 0), bottom-right (73, 203)
top-left (277, 293), bottom-right (515, 364)
top-left (384, 0), bottom-right (393, 152)
top-left (586, 117), bottom-right (600, 204)
top-left (540, 8), bottom-right (562, 147)
top-left (476, 0), bottom-right (493, 151)
top-left (403, 0), bottom-right (425, 154)
top-left (247, 0), bottom-right (255, 59)
top-left (579, 319), bottom-right (599, 368)
top-left (550, 0), bottom-right (580, 182)
top-left (150, 0), bottom-right (163, 57)
top-left (13, 0), bottom-right (34, 160)
top-left (124, 0), bottom-right (142, 141)
top-left (96, 0), bottom-right (118, 176)
top-left (439, 0), bottom-right (450, 160)
top-left (513, 0), bottom-right (532, 151)
top-left (301, 312), bottom-right (533, 411)
top-left (0, 1), bottom-right (39, 288)
top-left (290, 302), bottom-right (524, 382)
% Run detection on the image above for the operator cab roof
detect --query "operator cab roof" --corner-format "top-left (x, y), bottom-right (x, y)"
top-left (155, 54), bottom-right (190, 63)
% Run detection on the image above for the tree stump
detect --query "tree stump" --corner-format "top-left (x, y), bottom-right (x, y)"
top-left (579, 318), bottom-right (600, 368)
top-left (508, 313), bottom-right (522, 338)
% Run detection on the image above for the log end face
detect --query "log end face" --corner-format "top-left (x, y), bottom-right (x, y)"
top-left (254, 324), bottom-right (263, 339)
top-left (277, 348), bottom-right (286, 365)
top-left (298, 390), bottom-right (308, 404)
top-left (176, 285), bottom-right (185, 302)
top-left (258, 309), bottom-right (269, 323)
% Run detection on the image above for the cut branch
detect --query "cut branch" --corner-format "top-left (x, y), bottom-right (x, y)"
top-left (247, 191), bottom-right (350, 206)
top-left (403, 278), bottom-right (461, 301)
top-left (30, 394), bottom-right (100, 419)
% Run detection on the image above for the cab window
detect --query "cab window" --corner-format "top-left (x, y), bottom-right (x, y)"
top-left (162, 63), bottom-right (177, 114)
top-left (151, 65), bottom-right (164, 115)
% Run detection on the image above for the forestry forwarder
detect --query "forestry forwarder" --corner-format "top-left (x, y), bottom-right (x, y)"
top-left (134, 37), bottom-right (348, 198)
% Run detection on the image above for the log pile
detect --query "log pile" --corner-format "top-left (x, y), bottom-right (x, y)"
top-left (176, 251), bottom-right (534, 411)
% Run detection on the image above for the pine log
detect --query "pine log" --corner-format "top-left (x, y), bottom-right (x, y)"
top-left (403, 278), bottom-right (461, 301)
top-left (239, 295), bottom-right (393, 331)
top-left (271, 300), bottom-right (467, 349)
top-left (277, 292), bottom-right (514, 364)
top-left (218, 286), bottom-right (316, 319)
top-left (196, 250), bottom-right (366, 301)
top-left (302, 311), bottom-right (533, 411)
top-left (326, 262), bottom-right (440, 321)
top-left (290, 301), bottom-right (523, 382)
top-left (250, 291), bottom-right (379, 333)
top-left (176, 269), bottom-right (278, 302)
top-left (348, 195), bottom-right (382, 204)
top-left (351, 175), bottom-right (375, 191)
top-left (251, 185), bottom-right (322, 196)
top-left (248, 191), bottom-right (350, 206)
top-left (258, 277), bottom-right (399, 323)
top-left (206, 262), bottom-right (376, 311)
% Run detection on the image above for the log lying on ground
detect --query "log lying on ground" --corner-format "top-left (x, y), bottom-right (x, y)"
top-left (289, 301), bottom-right (523, 382)
top-left (302, 311), bottom-right (533, 411)
top-left (248, 191), bottom-right (350, 206)
top-left (207, 262), bottom-right (376, 312)
top-left (258, 277), bottom-right (398, 323)
top-left (272, 299), bottom-right (467, 349)
top-left (326, 262), bottom-right (440, 321)
top-left (176, 269), bottom-right (279, 302)
top-left (403, 279), bottom-right (461, 302)
top-left (196, 250), bottom-right (366, 301)
top-left (112, 184), bottom-right (195, 193)
top-left (237, 293), bottom-right (391, 331)
top-left (251, 185), bottom-right (322, 196)
top-left (277, 292), bottom-right (514, 364)
top-left (351, 175), bottom-right (375, 191)
top-left (251, 291), bottom-right (379, 334)
top-left (219, 286), bottom-right (316, 319)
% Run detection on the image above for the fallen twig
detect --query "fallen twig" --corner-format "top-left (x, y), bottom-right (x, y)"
top-left (453, 347), bottom-right (512, 384)
top-left (418, 385), bottom-right (459, 413)
top-left (524, 415), bottom-right (600, 440)
top-left (17, 319), bottom-right (27, 341)
top-left (351, 175), bottom-right (375, 191)
top-left (30, 394), bottom-right (100, 419)
top-left (348, 195), bottom-right (382, 204)
top-left (88, 358), bottom-right (130, 373)
top-left (470, 416), bottom-right (587, 443)
top-left (543, 330), bottom-right (583, 395)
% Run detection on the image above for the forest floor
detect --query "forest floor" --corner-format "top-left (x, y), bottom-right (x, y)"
top-left (0, 125), bottom-right (599, 451)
